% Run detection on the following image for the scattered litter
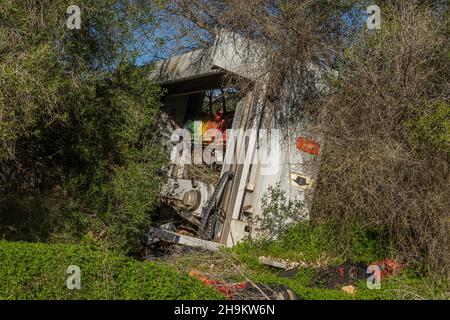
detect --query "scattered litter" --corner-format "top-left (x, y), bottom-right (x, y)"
top-left (189, 270), bottom-right (299, 300)
top-left (341, 285), bottom-right (356, 294)
top-left (259, 256), bottom-right (301, 270)
top-left (310, 258), bottom-right (402, 289)
top-left (373, 258), bottom-right (402, 278)
top-left (189, 271), bottom-right (247, 299)
top-left (310, 260), bottom-right (367, 289)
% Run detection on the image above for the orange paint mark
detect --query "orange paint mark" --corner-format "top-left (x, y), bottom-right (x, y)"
top-left (296, 137), bottom-right (320, 155)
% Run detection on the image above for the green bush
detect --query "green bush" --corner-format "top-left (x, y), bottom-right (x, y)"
top-left (0, 1), bottom-right (168, 253)
top-left (234, 220), bottom-right (387, 267)
top-left (256, 184), bottom-right (306, 240)
top-left (0, 240), bottom-right (223, 300)
top-left (407, 100), bottom-right (450, 158)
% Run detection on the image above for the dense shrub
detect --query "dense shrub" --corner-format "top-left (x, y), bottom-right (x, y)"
top-left (0, 240), bottom-right (223, 300)
top-left (407, 100), bottom-right (450, 158)
top-left (312, 2), bottom-right (450, 275)
top-left (0, 1), bottom-right (167, 252)
top-left (256, 184), bottom-right (306, 240)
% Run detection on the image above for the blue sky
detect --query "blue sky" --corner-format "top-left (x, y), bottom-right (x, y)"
top-left (133, 3), bottom-right (368, 66)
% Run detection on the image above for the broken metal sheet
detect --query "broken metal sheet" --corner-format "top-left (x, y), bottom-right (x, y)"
top-left (150, 30), bottom-right (267, 86)
top-left (211, 30), bottom-right (268, 81)
top-left (142, 226), bottom-right (222, 251)
top-left (226, 219), bottom-right (251, 247)
top-left (259, 257), bottom-right (288, 270)
top-left (259, 256), bottom-right (301, 270)
top-left (150, 48), bottom-right (218, 84)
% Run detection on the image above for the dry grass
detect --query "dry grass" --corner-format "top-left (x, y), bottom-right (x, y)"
top-left (313, 2), bottom-right (450, 276)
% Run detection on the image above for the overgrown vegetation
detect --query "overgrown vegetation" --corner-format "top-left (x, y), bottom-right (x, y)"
top-left (157, 186), bottom-right (447, 300)
top-left (165, 0), bottom-right (449, 279)
top-left (238, 220), bottom-right (449, 299)
top-left (0, 1), bottom-right (167, 253)
top-left (313, 2), bottom-right (450, 276)
top-left (0, 240), bottom-right (223, 299)
top-left (162, 220), bottom-right (449, 300)
top-left (407, 100), bottom-right (450, 158)
top-left (0, 0), bottom-right (448, 300)
top-left (256, 184), bottom-right (306, 240)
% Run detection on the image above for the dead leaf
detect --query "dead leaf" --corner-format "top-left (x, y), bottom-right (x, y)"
top-left (341, 285), bottom-right (356, 294)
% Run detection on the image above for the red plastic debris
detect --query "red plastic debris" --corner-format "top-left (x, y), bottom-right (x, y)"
top-left (372, 258), bottom-right (402, 278)
top-left (296, 137), bottom-right (320, 155)
top-left (189, 271), bottom-right (248, 299)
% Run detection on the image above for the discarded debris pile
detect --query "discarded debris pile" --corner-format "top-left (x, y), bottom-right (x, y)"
top-left (258, 255), bottom-right (402, 295)
top-left (309, 261), bottom-right (368, 290)
top-left (144, 248), bottom-right (300, 300)
top-left (189, 271), bottom-right (298, 300)
top-left (258, 256), bottom-right (302, 270)
top-left (309, 258), bottom-right (402, 290)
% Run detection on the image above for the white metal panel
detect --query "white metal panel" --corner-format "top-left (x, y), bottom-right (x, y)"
top-left (212, 30), bottom-right (268, 80)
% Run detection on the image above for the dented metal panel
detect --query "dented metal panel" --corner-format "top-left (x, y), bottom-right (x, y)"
top-left (150, 48), bottom-right (217, 84)
top-left (211, 30), bottom-right (268, 80)
top-left (146, 30), bottom-right (324, 249)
